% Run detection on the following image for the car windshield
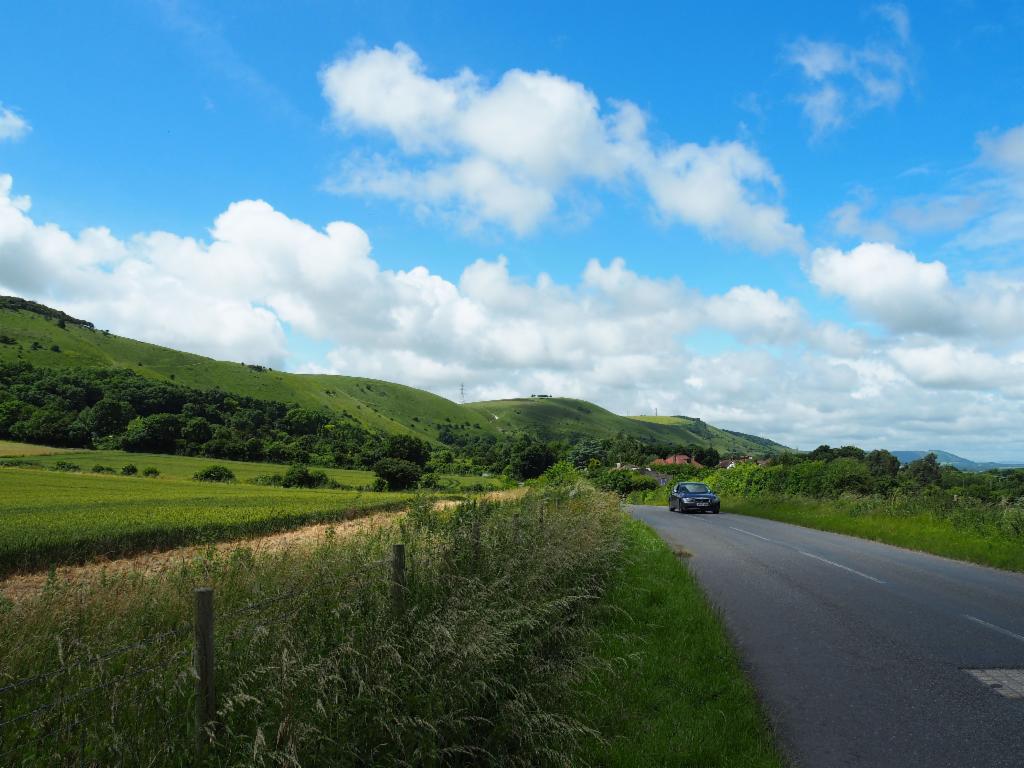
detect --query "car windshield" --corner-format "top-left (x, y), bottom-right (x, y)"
top-left (679, 483), bottom-right (710, 493)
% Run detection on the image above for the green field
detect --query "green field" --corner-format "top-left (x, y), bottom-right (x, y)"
top-left (1, 303), bottom-right (786, 452)
top-left (0, 468), bottom-right (414, 575)
top-left (0, 444), bottom-right (505, 490)
top-left (0, 440), bottom-right (86, 456)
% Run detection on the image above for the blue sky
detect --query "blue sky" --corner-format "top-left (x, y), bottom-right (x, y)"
top-left (2, 1), bottom-right (1024, 458)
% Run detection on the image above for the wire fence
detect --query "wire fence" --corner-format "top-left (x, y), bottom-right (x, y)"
top-left (0, 554), bottom-right (396, 765)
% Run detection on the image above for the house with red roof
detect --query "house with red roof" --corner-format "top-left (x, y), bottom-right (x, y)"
top-left (652, 454), bottom-right (704, 467)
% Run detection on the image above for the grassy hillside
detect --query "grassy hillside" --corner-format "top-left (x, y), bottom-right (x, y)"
top-left (1, 300), bottom-right (787, 453)
top-left (467, 398), bottom-right (786, 455)
top-left (0, 303), bottom-right (493, 441)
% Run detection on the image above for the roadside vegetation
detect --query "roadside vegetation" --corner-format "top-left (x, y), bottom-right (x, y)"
top-left (632, 446), bottom-right (1024, 572)
top-left (0, 482), bottom-right (781, 767)
top-left (579, 518), bottom-right (783, 767)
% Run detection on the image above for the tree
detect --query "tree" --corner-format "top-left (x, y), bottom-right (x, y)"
top-left (505, 437), bottom-right (557, 480)
top-left (866, 449), bottom-right (900, 484)
top-left (383, 434), bottom-right (432, 467)
top-left (120, 413), bottom-right (181, 453)
top-left (567, 439), bottom-right (606, 469)
top-left (692, 446), bottom-right (721, 468)
top-left (806, 445), bottom-right (836, 462)
top-left (905, 453), bottom-right (941, 487)
top-left (82, 397), bottom-right (135, 437)
top-left (373, 458), bottom-right (423, 490)
top-left (282, 407), bottom-right (329, 436)
top-left (181, 416), bottom-right (213, 445)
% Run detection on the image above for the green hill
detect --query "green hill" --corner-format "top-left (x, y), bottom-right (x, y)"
top-left (0, 300), bottom-right (493, 441)
top-left (466, 399), bottom-right (786, 455)
top-left (891, 450), bottom-right (1024, 472)
top-left (0, 298), bottom-right (786, 453)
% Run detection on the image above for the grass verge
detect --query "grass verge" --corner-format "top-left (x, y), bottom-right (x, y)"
top-left (579, 518), bottom-right (783, 767)
top-left (728, 496), bottom-right (1024, 572)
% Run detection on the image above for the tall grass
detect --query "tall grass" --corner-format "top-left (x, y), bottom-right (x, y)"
top-left (0, 485), bottom-right (626, 766)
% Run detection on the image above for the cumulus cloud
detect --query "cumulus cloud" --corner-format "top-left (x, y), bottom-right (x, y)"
top-left (889, 343), bottom-right (1024, 394)
top-left (809, 242), bottom-right (953, 333)
top-left (786, 5), bottom-right (912, 138)
top-left (320, 44), bottom-right (804, 251)
top-left (809, 241), bottom-right (1024, 342)
top-left (0, 173), bottom-right (812, 374)
top-left (0, 105), bottom-right (30, 142)
top-left (7, 173), bottom-right (1024, 459)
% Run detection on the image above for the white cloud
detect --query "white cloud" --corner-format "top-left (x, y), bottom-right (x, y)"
top-left (7, 173), bottom-right (1024, 459)
top-left (979, 124), bottom-right (1024, 175)
top-left (320, 44), bottom-right (804, 251)
top-left (786, 7), bottom-right (911, 138)
top-left (809, 241), bottom-right (1024, 342)
top-left (889, 343), bottom-right (1024, 393)
top-left (829, 193), bottom-right (899, 242)
top-left (0, 105), bottom-right (30, 142)
top-left (809, 242), bottom-right (953, 333)
top-left (875, 4), bottom-right (911, 43)
top-left (828, 125), bottom-right (1024, 250)
top-left (704, 286), bottom-right (805, 344)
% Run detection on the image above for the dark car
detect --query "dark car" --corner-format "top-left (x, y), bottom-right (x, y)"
top-left (668, 482), bottom-right (720, 513)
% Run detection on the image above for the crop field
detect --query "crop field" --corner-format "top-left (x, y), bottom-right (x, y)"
top-left (0, 468), bottom-right (414, 575)
top-left (0, 447), bottom-right (505, 490)
top-left (0, 440), bottom-right (87, 457)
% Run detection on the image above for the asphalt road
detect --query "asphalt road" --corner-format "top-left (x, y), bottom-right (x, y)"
top-left (628, 504), bottom-right (1024, 768)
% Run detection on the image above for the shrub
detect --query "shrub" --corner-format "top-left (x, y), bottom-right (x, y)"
top-left (193, 465), bottom-right (236, 483)
top-left (592, 469), bottom-right (657, 496)
top-left (141, 467), bottom-right (160, 478)
top-left (539, 460), bottom-right (581, 486)
top-left (120, 464), bottom-right (138, 476)
top-left (373, 457), bottom-right (422, 491)
top-left (91, 465), bottom-right (116, 474)
top-left (51, 461), bottom-right (80, 472)
top-left (281, 464), bottom-right (330, 489)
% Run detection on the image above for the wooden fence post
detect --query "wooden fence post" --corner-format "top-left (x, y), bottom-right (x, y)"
top-left (193, 587), bottom-right (216, 756)
top-left (390, 544), bottom-right (406, 615)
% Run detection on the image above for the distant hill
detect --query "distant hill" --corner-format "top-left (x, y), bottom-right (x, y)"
top-left (0, 297), bottom-right (787, 453)
top-left (466, 402), bottom-right (787, 455)
top-left (891, 450), bottom-right (1024, 472)
top-left (0, 300), bottom-right (495, 442)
